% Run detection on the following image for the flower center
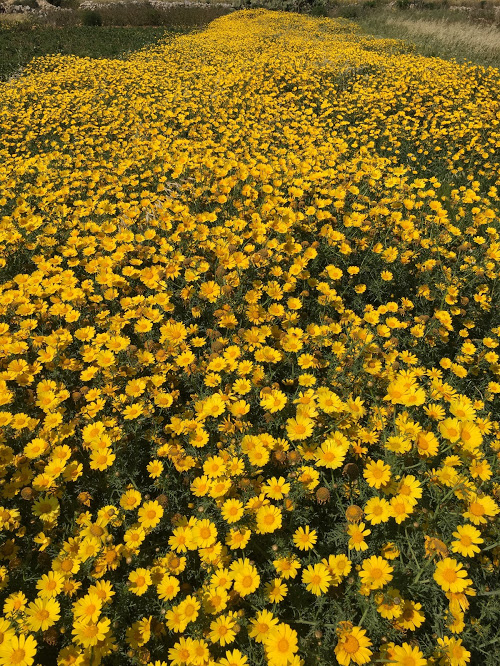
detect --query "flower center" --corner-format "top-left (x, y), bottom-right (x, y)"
top-left (443, 568), bottom-right (457, 583)
top-left (343, 635), bottom-right (360, 654)
top-left (277, 638), bottom-right (290, 653)
top-left (11, 649), bottom-right (26, 665)
top-left (469, 502), bottom-right (484, 516)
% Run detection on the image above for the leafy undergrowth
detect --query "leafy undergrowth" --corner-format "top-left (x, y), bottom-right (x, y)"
top-left (0, 10), bottom-right (499, 666)
top-left (0, 25), bottom-right (181, 81)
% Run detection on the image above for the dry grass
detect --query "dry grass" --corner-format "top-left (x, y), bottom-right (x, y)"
top-left (356, 10), bottom-right (500, 66)
top-left (386, 15), bottom-right (500, 54)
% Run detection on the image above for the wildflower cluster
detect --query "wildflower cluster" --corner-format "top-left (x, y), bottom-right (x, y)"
top-left (0, 9), bottom-right (499, 666)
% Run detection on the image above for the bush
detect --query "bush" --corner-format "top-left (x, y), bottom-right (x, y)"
top-left (80, 8), bottom-right (103, 24)
top-left (79, 3), bottom-right (233, 27)
top-left (12, 0), bottom-right (38, 7)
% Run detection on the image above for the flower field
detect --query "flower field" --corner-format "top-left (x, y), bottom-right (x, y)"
top-left (0, 9), bottom-right (499, 666)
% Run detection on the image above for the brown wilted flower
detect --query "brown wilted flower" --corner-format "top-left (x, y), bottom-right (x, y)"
top-left (21, 487), bottom-right (33, 501)
top-left (287, 450), bottom-right (302, 465)
top-left (77, 492), bottom-right (92, 507)
top-left (345, 505), bottom-right (364, 523)
top-left (43, 628), bottom-right (59, 646)
top-left (343, 463), bottom-right (359, 480)
top-left (273, 450), bottom-right (287, 464)
top-left (316, 487), bottom-right (331, 504)
top-left (424, 535), bottom-right (449, 559)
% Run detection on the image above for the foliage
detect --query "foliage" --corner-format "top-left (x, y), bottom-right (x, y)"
top-left (0, 9), bottom-right (499, 666)
top-left (0, 25), bottom-right (186, 81)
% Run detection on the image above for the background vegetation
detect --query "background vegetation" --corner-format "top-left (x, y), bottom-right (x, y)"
top-left (0, 25), bottom-right (191, 80)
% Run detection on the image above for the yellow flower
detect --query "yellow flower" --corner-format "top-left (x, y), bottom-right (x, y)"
top-left (335, 625), bottom-right (373, 666)
top-left (265, 577), bottom-right (288, 603)
top-left (165, 607), bottom-right (188, 634)
top-left (293, 525), bottom-right (317, 551)
top-left (249, 609), bottom-right (279, 644)
top-left (73, 593), bottom-right (103, 623)
top-left (376, 588), bottom-right (403, 620)
top-left (168, 637), bottom-right (194, 665)
top-left (436, 636), bottom-right (471, 666)
top-left (0, 634), bottom-right (37, 666)
top-left (286, 414), bottom-right (314, 441)
top-left (123, 403), bottom-right (143, 420)
top-left (364, 496), bottom-right (392, 525)
top-left (96, 350), bottom-right (115, 368)
top-left (128, 568), bottom-right (152, 596)
top-left (260, 389), bottom-right (287, 413)
top-left (218, 649), bottom-right (248, 666)
top-left (396, 600), bottom-right (425, 631)
top-left (359, 556), bottom-right (393, 590)
top-left (256, 505), bottom-right (282, 534)
top-left (209, 614), bottom-right (237, 646)
top-left (138, 500), bottom-right (164, 529)
top-left (273, 556), bottom-right (301, 580)
top-left (302, 563), bottom-right (331, 596)
top-left (25, 597), bottom-right (60, 632)
top-left (203, 586), bottom-right (229, 614)
top-left (434, 558), bottom-right (472, 593)
top-left (36, 571), bottom-right (64, 598)
top-left (463, 493), bottom-right (499, 524)
top-left (388, 642), bottom-right (427, 666)
top-left (226, 528), bottom-right (251, 550)
top-left (315, 439), bottom-right (348, 469)
top-left (263, 623), bottom-right (298, 666)
top-left (363, 460), bottom-right (391, 489)
top-left (347, 522), bottom-right (371, 551)
top-left (262, 476), bottom-right (290, 500)
top-left (322, 554), bottom-right (352, 582)
top-left (72, 618), bottom-right (111, 648)
top-left (231, 560), bottom-right (260, 597)
top-left (439, 418), bottom-right (462, 442)
top-left (120, 488), bottom-right (142, 511)
top-left (3, 593), bottom-right (27, 617)
top-left (157, 574), bottom-right (180, 602)
top-left (177, 595), bottom-right (200, 625)
top-left (191, 519), bottom-right (217, 548)
top-left (390, 495), bottom-right (416, 524)
top-left (451, 524), bottom-right (484, 557)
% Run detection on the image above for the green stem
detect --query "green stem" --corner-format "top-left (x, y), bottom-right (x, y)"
top-left (412, 558), bottom-right (434, 586)
top-left (439, 481), bottom-right (465, 505)
top-left (359, 604), bottom-right (370, 626)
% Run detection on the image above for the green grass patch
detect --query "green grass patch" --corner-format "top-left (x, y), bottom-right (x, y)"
top-left (0, 24), bottom-right (190, 81)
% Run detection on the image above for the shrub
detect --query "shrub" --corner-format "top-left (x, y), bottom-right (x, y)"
top-left (80, 8), bottom-right (103, 24)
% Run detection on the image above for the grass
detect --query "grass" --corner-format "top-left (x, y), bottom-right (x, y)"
top-left (381, 14), bottom-right (499, 63)
top-left (0, 24), bottom-right (195, 80)
top-left (355, 8), bottom-right (500, 67)
top-left (306, 0), bottom-right (500, 67)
